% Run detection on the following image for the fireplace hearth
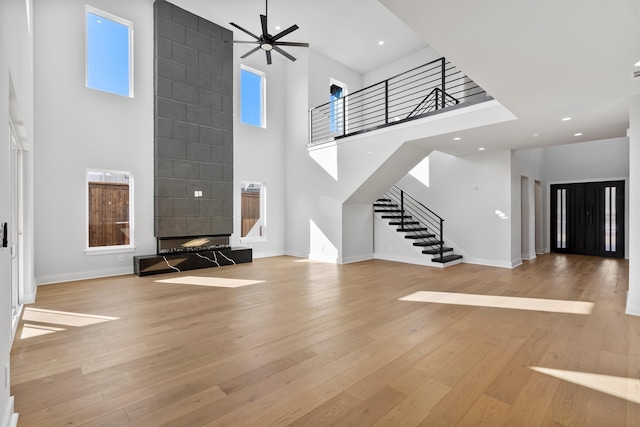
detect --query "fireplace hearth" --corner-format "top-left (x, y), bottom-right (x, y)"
top-left (157, 235), bottom-right (231, 254)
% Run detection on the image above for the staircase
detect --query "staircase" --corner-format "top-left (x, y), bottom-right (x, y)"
top-left (406, 87), bottom-right (460, 119)
top-left (374, 186), bottom-right (463, 266)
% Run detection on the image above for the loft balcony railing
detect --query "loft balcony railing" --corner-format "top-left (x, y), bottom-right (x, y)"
top-left (309, 57), bottom-right (490, 146)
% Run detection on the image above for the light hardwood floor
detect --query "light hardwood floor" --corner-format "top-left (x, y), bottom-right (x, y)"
top-left (11, 254), bottom-right (640, 426)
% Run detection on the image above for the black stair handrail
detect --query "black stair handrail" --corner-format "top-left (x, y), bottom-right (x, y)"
top-left (407, 87), bottom-right (460, 119)
top-left (309, 56), bottom-right (489, 145)
top-left (380, 185), bottom-right (446, 260)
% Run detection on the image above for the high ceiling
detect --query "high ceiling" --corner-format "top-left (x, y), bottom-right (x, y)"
top-left (175, 0), bottom-right (640, 155)
top-left (381, 0), bottom-right (640, 155)
top-left (171, 0), bottom-right (428, 73)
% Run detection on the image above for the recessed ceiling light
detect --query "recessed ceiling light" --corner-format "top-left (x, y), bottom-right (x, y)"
top-left (478, 147), bottom-right (485, 151)
top-left (635, 60), bottom-right (640, 67)
top-left (574, 132), bottom-right (583, 136)
top-left (454, 137), bottom-right (461, 141)
top-left (378, 41), bottom-right (384, 46)
top-left (562, 117), bottom-right (572, 121)
top-left (532, 133), bottom-right (540, 137)
top-left (275, 25), bottom-right (281, 31)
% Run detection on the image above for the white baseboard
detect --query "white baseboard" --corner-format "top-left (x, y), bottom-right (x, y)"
top-left (462, 257), bottom-right (517, 269)
top-left (252, 250), bottom-right (286, 259)
top-left (342, 253), bottom-right (374, 264)
top-left (307, 253), bottom-right (339, 263)
top-left (1, 397), bottom-right (18, 427)
top-left (521, 252), bottom-right (537, 261)
top-left (626, 300), bottom-right (640, 317)
top-left (374, 253), bottom-right (444, 268)
top-left (284, 250), bottom-right (307, 259)
top-left (22, 285), bottom-right (37, 305)
top-left (36, 266), bottom-right (133, 286)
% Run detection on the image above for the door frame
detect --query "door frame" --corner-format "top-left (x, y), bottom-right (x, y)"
top-left (548, 178), bottom-right (628, 258)
top-left (9, 121), bottom-right (25, 341)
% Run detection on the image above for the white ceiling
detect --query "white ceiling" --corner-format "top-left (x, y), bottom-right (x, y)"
top-left (176, 0), bottom-right (640, 155)
top-left (173, 0), bottom-right (428, 73)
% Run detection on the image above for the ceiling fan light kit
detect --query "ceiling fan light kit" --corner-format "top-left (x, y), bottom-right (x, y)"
top-left (230, 0), bottom-right (309, 64)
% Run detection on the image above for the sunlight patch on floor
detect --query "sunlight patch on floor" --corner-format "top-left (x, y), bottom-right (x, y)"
top-left (20, 323), bottom-right (66, 339)
top-left (293, 258), bottom-right (335, 264)
top-left (155, 276), bottom-right (265, 288)
top-left (531, 366), bottom-right (640, 404)
top-left (399, 291), bottom-right (594, 314)
top-left (23, 308), bottom-right (120, 327)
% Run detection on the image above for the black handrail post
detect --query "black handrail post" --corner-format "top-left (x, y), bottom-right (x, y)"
top-left (384, 80), bottom-right (389, 124)
top-left (441, 57), bottom-right (446, 109)
top-left (439, 218), bottom-right (444, 259)
top-left (341, 96), bottom-right (346, 136)
top-left (308, 109), bottom-right (313, 143)
top-left (400, 190), bottom-right (405, 230)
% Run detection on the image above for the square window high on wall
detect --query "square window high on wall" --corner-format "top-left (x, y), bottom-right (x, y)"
top-left (240, 65), bottom-right (266, 128)
top-left (86, 5), bottom-right (133, 97)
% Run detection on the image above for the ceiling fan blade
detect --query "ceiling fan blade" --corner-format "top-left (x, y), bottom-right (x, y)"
top-left (241, 45), bottom-right (262, 59)
top-left (266, 50), bottom-right (272, 65)
top-left (230, 22), bottom-right (260, 40)
top-left (273, 46), bottom-right (296, 62)
top-left (233, 40), bottom-right (260, 44)
top-left (275, 41), bottom-right (310, 47)
top-left (260, 14), bottom-right (269, 38)
top-left (272, 24), bottom-right (299, 41)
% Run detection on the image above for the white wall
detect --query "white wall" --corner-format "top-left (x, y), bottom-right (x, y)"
top-left (231, 51), bottom-right (287, 258)
top-left (397, 150), bottom-right (514, 268)
top-left (511, 148), bottom-right (544, 264)
top-left (308, 49), bottom-right (363, 110)
top-left (542, 137), bottom-right (629, 182)
top-left (1, 0), bottom-right (33, 423)
top-left (627, 96), bottom-right (640, 315)
top-left (363, 46), bottom-right (441, 87)
top-left (284, 49), bottom-right (363, 261)
top-left (541, 137), bottom-right (630, 255)
top-left (34, 0), bottom-right (155, 284)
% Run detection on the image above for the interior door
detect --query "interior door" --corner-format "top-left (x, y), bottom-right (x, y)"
top-left (551, 181), bottom-right (624, 258)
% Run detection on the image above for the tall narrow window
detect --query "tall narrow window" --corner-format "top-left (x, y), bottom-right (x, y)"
top-left (241, 182), bottom-right (266, 240)
top-left (87, 170), bottom-right (134, 250)
top-left (556, 188), bottom-right (566, 249)
top-left (605, 186), bottom-right (616, 252)
top-left (240, 65), bottom-right (266, 127)
top-left (330, 82), bottom-right (344, 134)
top-left (86, 6), bottom-right (133, 97)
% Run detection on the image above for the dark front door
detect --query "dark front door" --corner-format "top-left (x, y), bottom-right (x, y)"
top-left (551, 181), bottom-right (624, 258)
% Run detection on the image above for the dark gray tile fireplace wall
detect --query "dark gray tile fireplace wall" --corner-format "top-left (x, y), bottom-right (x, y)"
top-left (154, 0), bottom-right (233, 238)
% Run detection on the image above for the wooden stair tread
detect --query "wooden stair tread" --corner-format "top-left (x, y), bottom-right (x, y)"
top-left (413, 241), bottom-right (444, 247)
top-left (431, 254), bottom-right (463, 263)
top-left (422, 247), bottom-right (453, 255)
top-left (404, 234), bottom-right (436, 239)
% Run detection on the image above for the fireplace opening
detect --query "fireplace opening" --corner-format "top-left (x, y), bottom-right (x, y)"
top-left (157, 235), bottom-right (231, 254)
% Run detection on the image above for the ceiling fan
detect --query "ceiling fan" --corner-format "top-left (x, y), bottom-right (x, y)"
top-left (229, 0), bottom-right (309, 65)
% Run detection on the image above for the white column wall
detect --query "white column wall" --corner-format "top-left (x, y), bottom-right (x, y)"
top-left (628, 95), bottom-right (640, 316)
top-left (231, 51), bottom-right (288, 258)
top-left (1, 0), bottom-right (33, 424)
top-left (511, 148), bottom-right (544, 264)
top-left (33, 0), bottom-right (155, 284)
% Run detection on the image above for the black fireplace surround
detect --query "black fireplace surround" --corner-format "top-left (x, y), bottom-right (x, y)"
top-left (133, 235), bottom-right (251, 276)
